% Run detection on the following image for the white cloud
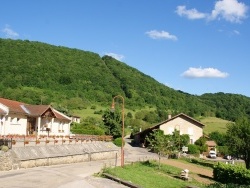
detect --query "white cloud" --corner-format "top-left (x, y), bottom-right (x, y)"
top-left (145, 30), bottom-right (178, 41)
top-left (210, 0), bottom-right (248, 23)
top-left (182, 67), bottom-right (229, 78)
top-left (2, 25), bottom-right (19, 38)
top-left (176, 5), bottom-right (207, 20)
top-left (105, 52), bottom-right (125, 61)
top-left (176, 0), bottom-right (248, 23)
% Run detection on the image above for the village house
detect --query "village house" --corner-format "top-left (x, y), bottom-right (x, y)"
top-left (71, 115), bottom-right (81, 124)
top-left (134, 113), bottom-right (205, 147)
top-left (0, 98), bottom-right (72, 137)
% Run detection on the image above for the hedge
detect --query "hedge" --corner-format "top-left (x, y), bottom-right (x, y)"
top-left (213, 162), bottom-right (250, 185)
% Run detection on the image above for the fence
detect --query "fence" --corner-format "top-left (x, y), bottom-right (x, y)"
top-left (0, 138), bottom-right (12, 149)
top-left (0, 135), bottom-right (113, 147)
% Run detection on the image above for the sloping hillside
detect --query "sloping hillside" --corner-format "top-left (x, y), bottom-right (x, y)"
top-left (0, 38), bottom-right (249, 122)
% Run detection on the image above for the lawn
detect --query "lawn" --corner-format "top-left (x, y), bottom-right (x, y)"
top-left (103, 160), bottom-right (206, 188)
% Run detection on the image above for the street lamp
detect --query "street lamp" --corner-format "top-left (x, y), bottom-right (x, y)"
top-left (111, 95), bottom-right (125, 167)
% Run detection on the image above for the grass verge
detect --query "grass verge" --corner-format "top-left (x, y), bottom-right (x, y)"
top-left (102, 160), bottom-right (206, 188)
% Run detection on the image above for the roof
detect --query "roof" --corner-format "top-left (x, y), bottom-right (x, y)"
top-left (0, 98), bottom-right (71, 121)
top-left (0, 108), bottom-right (7, 115)
top-left (206, 140), bottom-right (217, 147)
top-left (24, 105), bottom-right (53, 116)
top-left (0, 98), bottom-right (27, 115)
top-left (135, 113), bottom-right (206, 136)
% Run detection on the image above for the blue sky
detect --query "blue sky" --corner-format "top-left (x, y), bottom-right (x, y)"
top-left (1, 0), bottom-right (249, 97)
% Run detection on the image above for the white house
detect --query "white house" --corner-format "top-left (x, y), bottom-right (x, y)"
top-left (134, 113), bottom-right (205, 146)
top-left (0, 98), bottom-right (72, 137)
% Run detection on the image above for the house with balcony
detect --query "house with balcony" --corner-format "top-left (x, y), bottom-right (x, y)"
top-left (0, 98), bottom-right (72, 137)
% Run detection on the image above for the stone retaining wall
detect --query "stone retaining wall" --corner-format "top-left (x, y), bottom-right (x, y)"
top-left (0, 142), bottom-right (119, 171)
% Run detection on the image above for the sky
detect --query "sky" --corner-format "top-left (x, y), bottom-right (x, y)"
top-left (1, 0), bottom-right (250, 97)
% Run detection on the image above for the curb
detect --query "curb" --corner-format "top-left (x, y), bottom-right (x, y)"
top-left (102, 173), bottom-right (142, 188)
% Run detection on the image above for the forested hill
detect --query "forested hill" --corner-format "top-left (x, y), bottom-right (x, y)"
top-left (0, 38), bottom-right (249, 121)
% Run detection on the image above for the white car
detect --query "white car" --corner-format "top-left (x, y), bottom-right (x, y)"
top-left (208, 151), bottom-right (217, 158)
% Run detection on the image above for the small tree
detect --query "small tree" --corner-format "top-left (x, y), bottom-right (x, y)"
top-left (209, 131), bottom-right (227, 146)
top-left (194, 137), bottom-right (208, 154)
top-left (102, 109), bottom-right (122, 138)
top-left (146, 130), bottom-right (173, 169)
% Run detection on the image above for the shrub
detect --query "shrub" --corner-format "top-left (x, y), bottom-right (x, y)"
top-left (187, 144), bottom-right (200, 154)
top-left (206, 183), bottom-right (250, 188)
top-left (214, 162), bottom-right (250, 185)
top-left (113, 137), bottom-right (125, 147)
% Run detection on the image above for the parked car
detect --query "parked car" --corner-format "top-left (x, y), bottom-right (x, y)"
top-left (208, 151), bottom-right (217, 159)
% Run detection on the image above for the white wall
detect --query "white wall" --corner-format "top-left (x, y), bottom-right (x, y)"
top-left (159, 116), bottom-right (203, 143)
top-left (3, 114), bottom-right (27, 135)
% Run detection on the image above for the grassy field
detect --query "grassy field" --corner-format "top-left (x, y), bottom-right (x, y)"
top-left (72, 107), bottom-right (231, 135)
top-left (199, 117), bottom-right (232, 134)
top-left (103, 160), bottom-right (207, 188)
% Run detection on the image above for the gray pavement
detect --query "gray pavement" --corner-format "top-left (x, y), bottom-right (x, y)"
top-left (0, 138), bottom-right (158, 188)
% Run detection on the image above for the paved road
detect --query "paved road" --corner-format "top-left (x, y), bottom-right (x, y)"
top-left (0, 138), bottom-right (158, 188)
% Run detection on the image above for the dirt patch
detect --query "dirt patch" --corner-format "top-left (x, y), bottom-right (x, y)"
top-left (161, 159), bottom-right (215, 185)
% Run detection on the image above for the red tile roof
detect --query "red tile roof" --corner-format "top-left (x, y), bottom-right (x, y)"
top-left (0, 98), bottom-right (27, 115)
top-left (24, 105), bottom-right (52, 116)
top-left (0, 98), bottom-right (71, 121)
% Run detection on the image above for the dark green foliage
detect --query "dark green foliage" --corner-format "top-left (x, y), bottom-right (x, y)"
top-left (206, 183), bottom-right (250, 188)
top-left (102, 109), bottom-right (123, 138)
top-left (200, 92), bottom-right (250, 121)
top-left (213, 163), bottom-right (250, 185)
top-left (209, 131), bottom-right (227, 146)
top-left (217, 146), bottom-right (229, 156)
top-left (187, 144), bottom-right (200, 155)
top-left (0, 38), bottom-right (250, 124)
top-left (194, 137), bottom-right (208, 153)
top-left (226, 117), bottom-right (250, 169)
top-left (113, 137), bottom-right (124, 147)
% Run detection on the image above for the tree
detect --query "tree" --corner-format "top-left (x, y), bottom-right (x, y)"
top-left (172, 129), bottom-right (190, 152)
top-left (102, 109), bottom-right (122, 139)
top-left (226, 117), bottom-right (250, 169)
top-left (209, 131), bottom-right (226, 146)
top-left (146, 130), bottom-right (173, 169)
top-left (194, 137), bottom-right (208, 154)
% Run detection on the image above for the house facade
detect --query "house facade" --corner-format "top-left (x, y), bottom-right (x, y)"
top-left (134, 113), bottom-right (205, 146)
top-left (0, 98), bottom-right (72, 137)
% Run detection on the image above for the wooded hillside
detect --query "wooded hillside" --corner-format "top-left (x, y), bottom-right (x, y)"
top-left (0, 38), bottom-right (249, 121)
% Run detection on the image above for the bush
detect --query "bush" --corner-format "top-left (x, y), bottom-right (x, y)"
top-left (214, 162), bottom-right (250, 185)
top-left (187, 144), bottom-right (200, 154)
top-left (113, 137), bottom-right (125, 147)
top-left (206, 183), bottom-right (250, 188)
